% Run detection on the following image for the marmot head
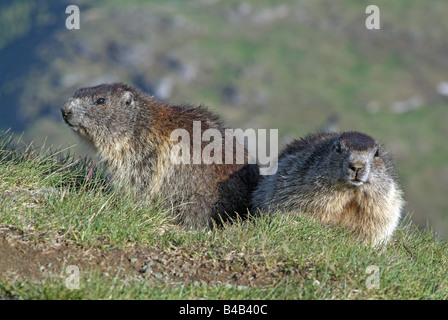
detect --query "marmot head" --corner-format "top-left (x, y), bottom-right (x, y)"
top-left (324, 131), bottom-right (390, 188)
top-left (61, 83), bottom-right (146, 149)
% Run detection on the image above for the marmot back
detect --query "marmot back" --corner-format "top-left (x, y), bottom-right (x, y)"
top-left (61, 82), bottom-right (259, 228)
top-left (252, 131), bottom-right (404, 244)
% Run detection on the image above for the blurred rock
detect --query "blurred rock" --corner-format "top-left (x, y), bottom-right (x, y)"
top-left (321, 113), bottom-right (340, 132)
top-left (251, 5), bottom-right (289, 25)
top-left (60, 72), bottom-right (85, 88)
top-left (87, 73), bottom-right (121, 87)
top-left (227, 3), bottom-right (252, 23)
top-left (221, 85), bottom-right (243, 106)
top-left (390, 95), bottom-right (424, 114)
top-left (155, 77), bottom-right (173, 100)
top-left (181, 63), bottom-right (198, 82)
top-left (436, 81), bottom-right (448, 97)
top-left (365, 101), bottom-right (380, 114)
top-left (161, 55), bottom-right (184, 73)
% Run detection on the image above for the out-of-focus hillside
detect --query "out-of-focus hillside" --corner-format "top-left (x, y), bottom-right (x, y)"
top-left (1, 0), bottom-right (448, 237)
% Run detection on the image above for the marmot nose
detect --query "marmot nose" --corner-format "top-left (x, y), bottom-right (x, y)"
top-left (61, 106), bottom-right (72, 123)
top-left (349, 162), bottom-right (364, 173)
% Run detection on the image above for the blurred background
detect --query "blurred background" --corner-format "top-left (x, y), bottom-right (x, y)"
top-left (1, 0), bottom-right (447, 238)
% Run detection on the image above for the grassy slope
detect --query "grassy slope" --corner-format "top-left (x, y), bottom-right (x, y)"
top-left (0, 132), bottom-right (447, 300)
top-left (1, 0), bottom-right (446, 236)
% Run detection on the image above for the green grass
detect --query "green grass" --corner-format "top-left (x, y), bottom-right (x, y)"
top-left (0, 131), bottom-right (447, 300)
top-left (2, 0), bottom-right (448, 238)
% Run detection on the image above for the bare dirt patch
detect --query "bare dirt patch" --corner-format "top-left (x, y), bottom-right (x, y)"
top-left (0, 224), bottom-right (302, 289)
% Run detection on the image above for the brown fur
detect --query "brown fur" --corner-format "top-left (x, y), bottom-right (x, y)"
top-left (61, 83), bottom-right (259, 228)
top-left (252, 131), bottom-right (404, 244)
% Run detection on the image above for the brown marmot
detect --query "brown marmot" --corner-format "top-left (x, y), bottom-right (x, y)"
top-left (61, 82), bottom-right (259, 228)
top-left (252, 131), bottom-right (404, 244)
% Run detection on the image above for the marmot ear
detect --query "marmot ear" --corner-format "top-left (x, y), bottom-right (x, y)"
top-left (121, 91), bottom-right (134, 107)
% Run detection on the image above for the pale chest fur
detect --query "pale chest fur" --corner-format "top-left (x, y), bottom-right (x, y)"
top-left (302, 183), bottom-right (402, 243)
top-left (99, 136), bottom-right (173, 198)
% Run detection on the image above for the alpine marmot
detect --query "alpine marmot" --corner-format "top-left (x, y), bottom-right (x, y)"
top-left (252, 131), bottom-right (404, 244)
top-left (61, 82), bottom-right (259, 228)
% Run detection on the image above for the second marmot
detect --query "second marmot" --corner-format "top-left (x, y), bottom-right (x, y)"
top-left (252, 131), bottom-right (404, 244)
top-left (61, 82), bottom-right (259, 228)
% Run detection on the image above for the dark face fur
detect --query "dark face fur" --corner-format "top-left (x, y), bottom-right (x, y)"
top-left (61, 83), bottom-right (139, 149)
top-left (328, 132), bottom-right (384, 187)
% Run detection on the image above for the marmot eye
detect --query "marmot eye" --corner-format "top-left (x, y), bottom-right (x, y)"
top-left (96, 98), bottom-right (106, 105)
top-left (335, 144), bottom-right (342, 153)
top-left (374, 149), bottom-right (380, 157)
